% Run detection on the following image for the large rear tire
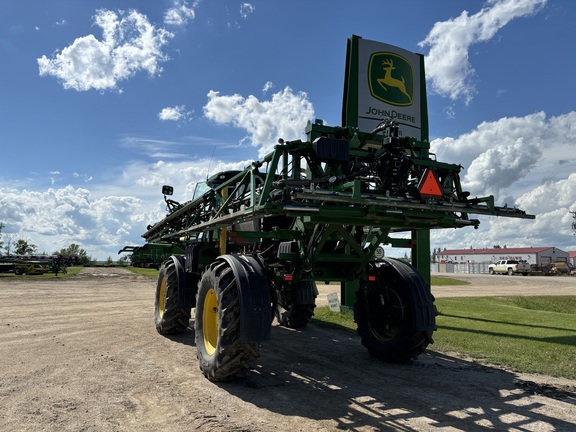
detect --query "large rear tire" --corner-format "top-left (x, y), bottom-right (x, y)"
top-left (195, 259), bottom-right (260, 381)
top-left (154, 259), bottom-right (191, 335)
top-left (354, 260), bottom-right (435, 362)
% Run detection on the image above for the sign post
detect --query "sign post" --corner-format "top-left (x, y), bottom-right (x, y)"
top-left (342, 35), bottom-right (431, 284)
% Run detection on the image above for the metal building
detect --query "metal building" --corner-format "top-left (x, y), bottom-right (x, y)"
top-left (435, 247), bottom-right (569, 266)
top-left (569, 251), bottom-right (576, 267)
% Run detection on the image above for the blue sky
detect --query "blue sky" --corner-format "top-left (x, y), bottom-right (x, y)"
top-left (1, 0), bottom-right (575, 260)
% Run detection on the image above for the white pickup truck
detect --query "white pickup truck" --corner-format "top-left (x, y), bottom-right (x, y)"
top-left (488, 259), bottom-right (531, 276)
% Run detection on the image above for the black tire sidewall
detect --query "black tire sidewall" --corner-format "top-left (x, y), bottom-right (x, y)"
top-left (154, 259), bottom-right (190, 334)
top-left (195, 269), bottom-right (218, 372)
top-left (194, 258), bottom-right (260, 381)
top-left (355, 280), bottom-right (415, 359)
top-left (154, 264), bottom-right (168, 329)
top-left (355, 261), bottom-right (433, 362)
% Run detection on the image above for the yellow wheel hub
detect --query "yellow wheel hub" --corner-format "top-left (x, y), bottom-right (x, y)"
top-left (369, 322), bottom-right (398, 341)
top-left (203, 288), bottom-right (219, 355)
top-left (158, 277), bottom-right (167, 319)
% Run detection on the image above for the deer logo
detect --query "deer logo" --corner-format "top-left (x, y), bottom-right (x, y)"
top-left (378, 59), bottom-right (412, 104)
top-left (368, 52), bottom-right (414, 106)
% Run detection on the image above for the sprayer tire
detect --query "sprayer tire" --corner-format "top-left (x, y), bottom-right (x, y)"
top-left (276, 303), bottom-right (315, 328)
top-left (154, 260), bottom-right (190, 335)
top-left (274, 280), bottom-right (316, 328)
top-left (195, 259), bottom-right (259, 381)
top-left (355, 260), bottom-right (435, 362)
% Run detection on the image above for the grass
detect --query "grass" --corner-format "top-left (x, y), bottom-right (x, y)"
top-left (126, 266), bottom-right (159, 278)
top-left (313, 295), bottom-right (576, 379)
top-left (434, 296), bottom-right (576, 378)
top-left (431, 276), bottom-right (470, 286)
top-left (314, 307), bottom-right (356, 331)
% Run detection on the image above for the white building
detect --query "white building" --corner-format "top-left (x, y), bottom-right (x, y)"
top-left (435, 247), bottom-right (569, 266)
top-left (569, 251), bottom-right (576, 267)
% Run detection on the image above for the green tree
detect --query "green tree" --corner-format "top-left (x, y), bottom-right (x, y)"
top-left (14, 239), bottom-right (37, 255)
top-left (54, 243), bottom-right (92, 265)
top-left (0, 222), bottom-right (4, 252)
top-left (4, 235), bottom-right (13, 256)
top-left (400, 251), bottom-right (411, 263)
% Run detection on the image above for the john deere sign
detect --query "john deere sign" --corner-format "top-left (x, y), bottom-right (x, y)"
top-left (342, 35), bottom-right (428, 141)
top-left (369, 52), bottom-right (414, 106)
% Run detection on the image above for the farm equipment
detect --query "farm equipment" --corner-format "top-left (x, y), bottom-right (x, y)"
top-left (0, 256), bottom-right (54, 275)
top-left (141, 36), bottom-right (534, 381)
top-left (118, 243), bottom-right (184, 269)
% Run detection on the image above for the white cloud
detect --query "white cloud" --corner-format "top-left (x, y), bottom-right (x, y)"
top-left (203, 86), bottom-right (315, 157)
top-left (429, 109), bottom-right (576, 253)
top-left (119, 136), bottom-right (184, 156)
top-left (164, 0), bottom-right (198, 26)
top-left (38, 9), bottom-right (174, 92)
top-left (123, 159), bottom-right (251, 196)
top-left (0, 185), bottom-right (142, 257)
top-left (0, 155), bottom-right (253, 259)
top-left (158, 105), bottom-right (191, 121)
top-left (419, 0), bottom-right (547, 104)
top-left (119, 134), bottom-right (237, 160)
top-left (73, 172), bottom-right (94, 183)
top-left (262, 81), bottom-right (274, 93)
top-left (240, 3), bottom-right (256, 19)
top-left (429, 111), bottom-right (576, 199)
top-left (431, 173), bottom-right (576, 252)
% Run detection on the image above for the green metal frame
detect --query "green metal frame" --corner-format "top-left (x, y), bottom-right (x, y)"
top-left (143, 120), bottom-right (533, 306)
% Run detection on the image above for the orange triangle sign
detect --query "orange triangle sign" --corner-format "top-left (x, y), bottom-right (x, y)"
top-left (418, 168), bottom-right (443, 199)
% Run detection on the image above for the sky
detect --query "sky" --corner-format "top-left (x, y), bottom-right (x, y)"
top-left (1, 0), bottom-right (575, 260)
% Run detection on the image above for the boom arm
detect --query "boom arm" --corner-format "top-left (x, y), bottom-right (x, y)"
top-left (144, 120), bottom-right (532, 245)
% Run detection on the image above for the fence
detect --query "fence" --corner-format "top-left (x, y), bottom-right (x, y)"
top-left (432, 262), bottom-right (490, 274)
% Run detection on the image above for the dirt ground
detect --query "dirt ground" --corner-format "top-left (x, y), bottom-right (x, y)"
top-left (1, 268), bottom-right (574, 432)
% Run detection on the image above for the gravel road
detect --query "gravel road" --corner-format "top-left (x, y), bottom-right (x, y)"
top-left (1, 268), bottom-right (574, 431)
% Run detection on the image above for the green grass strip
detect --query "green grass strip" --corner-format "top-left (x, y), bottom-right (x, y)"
top-left (128, 267), bottom-right (160, 278)
top-left (431, 276), bottom-right (470, 286)
top-left (434, 296), bottom-right (576, 378)
top-left (313, 296), bottom-right (576, 379)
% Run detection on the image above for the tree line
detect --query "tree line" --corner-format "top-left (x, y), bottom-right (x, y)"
top-left (0, 222), bottom-right (92, 264)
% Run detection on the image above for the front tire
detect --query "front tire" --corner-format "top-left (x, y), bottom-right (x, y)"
top-left (355, 260), bottom-right (435, 362)
top-left (195, 259), bottom-right (259, 381)
top-left (154, 259), bottom-right (191, 335)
